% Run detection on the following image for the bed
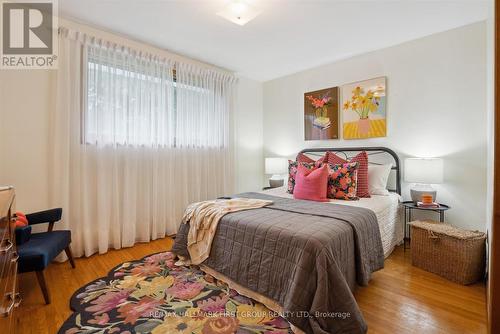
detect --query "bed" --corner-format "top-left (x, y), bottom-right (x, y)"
top-left (285, 147), bottom-right (403, 258)
top-left (261, 187), bottom-right (402, 258)
top-left (172, 147), bottom-right (403, 334)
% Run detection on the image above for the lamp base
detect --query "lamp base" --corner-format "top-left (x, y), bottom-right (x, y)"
top-left (269, 178), bottom-right (284, 188)
top-left (410, 184), bottom-right (437, 203)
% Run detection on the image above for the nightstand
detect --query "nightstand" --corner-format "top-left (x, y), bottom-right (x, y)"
top-left (401, 201), bottom-right (450, 250)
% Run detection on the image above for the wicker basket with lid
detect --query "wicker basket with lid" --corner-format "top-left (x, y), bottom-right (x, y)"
top-left (410, 220), bottom-right (486, 285)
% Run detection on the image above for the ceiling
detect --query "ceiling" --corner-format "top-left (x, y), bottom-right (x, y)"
top-left (59, 0), bottom-right (490, 81)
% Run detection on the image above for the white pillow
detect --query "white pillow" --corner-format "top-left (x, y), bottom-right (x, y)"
top-left (368, 164), bottom-right (392, 196)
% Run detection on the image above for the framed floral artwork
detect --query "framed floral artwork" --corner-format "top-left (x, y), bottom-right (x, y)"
top-left (341, 77), bottom-right (387, 139)
top-left (304, 87), bottom-right (339, 140)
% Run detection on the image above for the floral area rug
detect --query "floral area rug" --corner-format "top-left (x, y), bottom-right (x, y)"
top-left (59, 251), bottom-right (293, 334)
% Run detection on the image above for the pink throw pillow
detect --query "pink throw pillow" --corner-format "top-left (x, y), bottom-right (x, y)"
top-left (287, 160), bottom-right (316, 194)
top-left (297, 152), bottom-right (328, 167)
top-left (293, 164), bottom-right (329, 202)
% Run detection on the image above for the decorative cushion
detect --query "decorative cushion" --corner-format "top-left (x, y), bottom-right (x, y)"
top-left (297, 153), bottom-right (328, 167)
top-left (297, 153), bottom-right (314, 164)
top-left (368, 164), bottom-right (392, 196)
top-left (327, 151), bottom-right (370, 198)
top-left (293, 164), bottom-right (329, 202)
top-left (327, 162), bottom-right (359, 200)
top-left (17, 230), bottom-right (71, 273)
top-left (287, 160), bottom-right (315, 194)
top-left (15, 215), bottom-right (28, 227)
top-left (15, 211), bottom-right (28, 227)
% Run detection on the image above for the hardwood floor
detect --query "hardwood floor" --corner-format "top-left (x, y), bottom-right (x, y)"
top-left (356, 248), bottom-right (486, 334)
top-left (14, 238), bottom-right (486, 334)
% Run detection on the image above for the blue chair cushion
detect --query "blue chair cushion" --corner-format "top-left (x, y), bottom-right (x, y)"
top-left (17, 230), bottom-right (71, 273)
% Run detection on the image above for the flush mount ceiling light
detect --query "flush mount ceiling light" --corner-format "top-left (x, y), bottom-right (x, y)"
top-left (217, 1), bottom-right (261, 26)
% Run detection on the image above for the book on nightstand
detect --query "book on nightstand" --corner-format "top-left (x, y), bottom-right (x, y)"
top-left (417, 201), bottom-right (440, 208)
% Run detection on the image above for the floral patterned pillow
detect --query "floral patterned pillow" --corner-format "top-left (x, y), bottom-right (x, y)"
top-left (287, 160), bottom-right (315, 194)
top-left (327, 162), bottom-right (359, 200)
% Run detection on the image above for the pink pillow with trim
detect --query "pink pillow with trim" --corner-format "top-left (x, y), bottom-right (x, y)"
top-left (297, 153), bottom-right (328, 167)
top-left (293, 164), bottom-right (329, 202)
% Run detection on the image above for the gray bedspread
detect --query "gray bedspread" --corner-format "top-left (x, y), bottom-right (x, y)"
top-left (171, 192), bottom-right (384, 334)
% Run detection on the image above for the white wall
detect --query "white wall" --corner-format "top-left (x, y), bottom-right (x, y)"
top-left (0, 70), bottom-right (55, 212)
top-left (234, 76), bottom-right (264, 193)
top-left (263, 22), bottom-right (487, 231)
top-left (0, 18), bottom-right (264, 213)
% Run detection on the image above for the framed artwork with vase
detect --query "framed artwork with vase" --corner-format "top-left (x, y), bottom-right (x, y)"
top-left (304, 87), bottom-right (339, 140)
top-left (341, 76), bottom-right (386, 139)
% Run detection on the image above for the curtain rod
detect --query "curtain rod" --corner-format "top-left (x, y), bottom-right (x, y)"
top-left (58, 25), bottom-right (235, 79)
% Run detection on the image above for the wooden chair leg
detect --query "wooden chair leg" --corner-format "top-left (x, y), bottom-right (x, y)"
top-left (65, 246), bottom-right (75, 269)
top-left (35, 270), bottom-right (50, 304)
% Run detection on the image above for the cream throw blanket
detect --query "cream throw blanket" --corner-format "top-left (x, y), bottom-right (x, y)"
top-left (181, 198), bottom-right (273, 265)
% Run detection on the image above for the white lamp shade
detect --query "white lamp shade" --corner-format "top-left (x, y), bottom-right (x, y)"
top-left (265, 157), bottom-right (288, 175)
top-left (404, 158), bottom-right (444, 184)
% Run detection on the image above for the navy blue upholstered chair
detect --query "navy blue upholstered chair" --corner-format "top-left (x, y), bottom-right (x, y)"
top-left (15, 208), bottom-right (75, 304)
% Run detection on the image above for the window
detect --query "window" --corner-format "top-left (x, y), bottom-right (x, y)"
top-left (84, 46), bottom-right (228, 148)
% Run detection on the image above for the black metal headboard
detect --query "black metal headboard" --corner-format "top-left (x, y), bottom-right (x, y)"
top-left (297, 147), bottom-right (401, 195)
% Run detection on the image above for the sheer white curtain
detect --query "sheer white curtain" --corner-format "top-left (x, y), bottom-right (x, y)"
top-left (50, 28), bottom-right (235, 257)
